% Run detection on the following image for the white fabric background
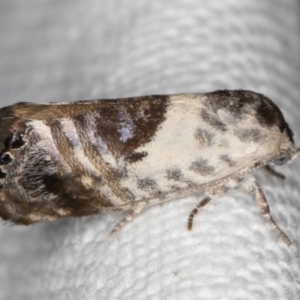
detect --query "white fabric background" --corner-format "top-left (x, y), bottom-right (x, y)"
top-left (0, 1), bottom-right (300, 299)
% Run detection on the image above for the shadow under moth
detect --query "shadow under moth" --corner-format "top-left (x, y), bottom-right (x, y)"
top-left (0, 90), bottom-right (298, 245)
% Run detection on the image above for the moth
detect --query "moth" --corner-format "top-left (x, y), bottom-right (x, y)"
top-left (0, 90), bottom-right (298, 245)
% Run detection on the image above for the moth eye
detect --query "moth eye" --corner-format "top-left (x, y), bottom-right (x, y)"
top-left (274, 151), bottom-right (290, 166)
top-left (0, 152), bottom-right (12, 165)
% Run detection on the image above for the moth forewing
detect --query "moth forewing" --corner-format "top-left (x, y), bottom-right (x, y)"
top-left (0, 90), bottom-right (297, 245)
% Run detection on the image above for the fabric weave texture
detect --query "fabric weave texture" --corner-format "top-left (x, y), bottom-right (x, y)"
top-left (0, 1), bottom-right (300, 299)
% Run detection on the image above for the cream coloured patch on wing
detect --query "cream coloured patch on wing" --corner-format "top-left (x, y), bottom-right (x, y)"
top-left (120, 94), bottom-right (218, 195)
top-left (120, 94), bottom-right (283, 198)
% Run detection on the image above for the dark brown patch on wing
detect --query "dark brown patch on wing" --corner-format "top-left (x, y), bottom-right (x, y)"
top-left (93, 95), bottom-right (169, 156)
top-left (42, 173), bottom-right (113, 216)
top-left (0, 95), bottom-right (169, 158)
top-left (205, 90), bottom-right (286, 131)
top-left (125, 151), bottom-right (148, 163)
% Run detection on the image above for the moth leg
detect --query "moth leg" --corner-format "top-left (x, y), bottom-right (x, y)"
top-left (187, 196), bottom-right (212, 230)
top-left (252, 179), bottom-right (291, 246)
top-left (263, 165), bottom-right (285, 180)
top-left (110, 206), bottom-right (144, 236)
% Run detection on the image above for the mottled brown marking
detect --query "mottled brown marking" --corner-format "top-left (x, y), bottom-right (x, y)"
top-left (44, 173), bottom-right (113, 217)
top-left (194, 128), bottom-right (215, 147)
top-left (218, 139), bottom-right (229, 148)
top-left (205, 90), bottom-right (286, 132)
top-left (137, 178), bottom-right (160, 194)
top-left (219, 155), bottom-right (236, 167)
top-left (0, 95), bottom-right (169, 158)
top-left (166, 168), bottom-right (182, 181)
top-left (125, 151), bottom-right (148, 163)
top-left (0, 90), bottom-right (297, 244)
top-left (45, 119), bottom-right (112, 211)
top-left (73, 113), bottom-right (135, 203)
top-left (235, 128), bottom-right (264, 143)
top-left (91, 95), bottom-right (169, 156)
top-left (190, 159), bottom-right (215, 175)
top-left (0, 118), bottom-right (116, 224)
top-left (200, 109), bottom-right (227, 132)
top-left (5, 161), bottom-right (113, 224)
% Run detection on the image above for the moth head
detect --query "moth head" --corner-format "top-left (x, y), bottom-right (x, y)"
top-left (273, 123), bottom-right (299, 166)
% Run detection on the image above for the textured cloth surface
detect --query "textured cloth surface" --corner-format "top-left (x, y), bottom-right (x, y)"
top-left (0, 1), bottom-right (300, 299)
